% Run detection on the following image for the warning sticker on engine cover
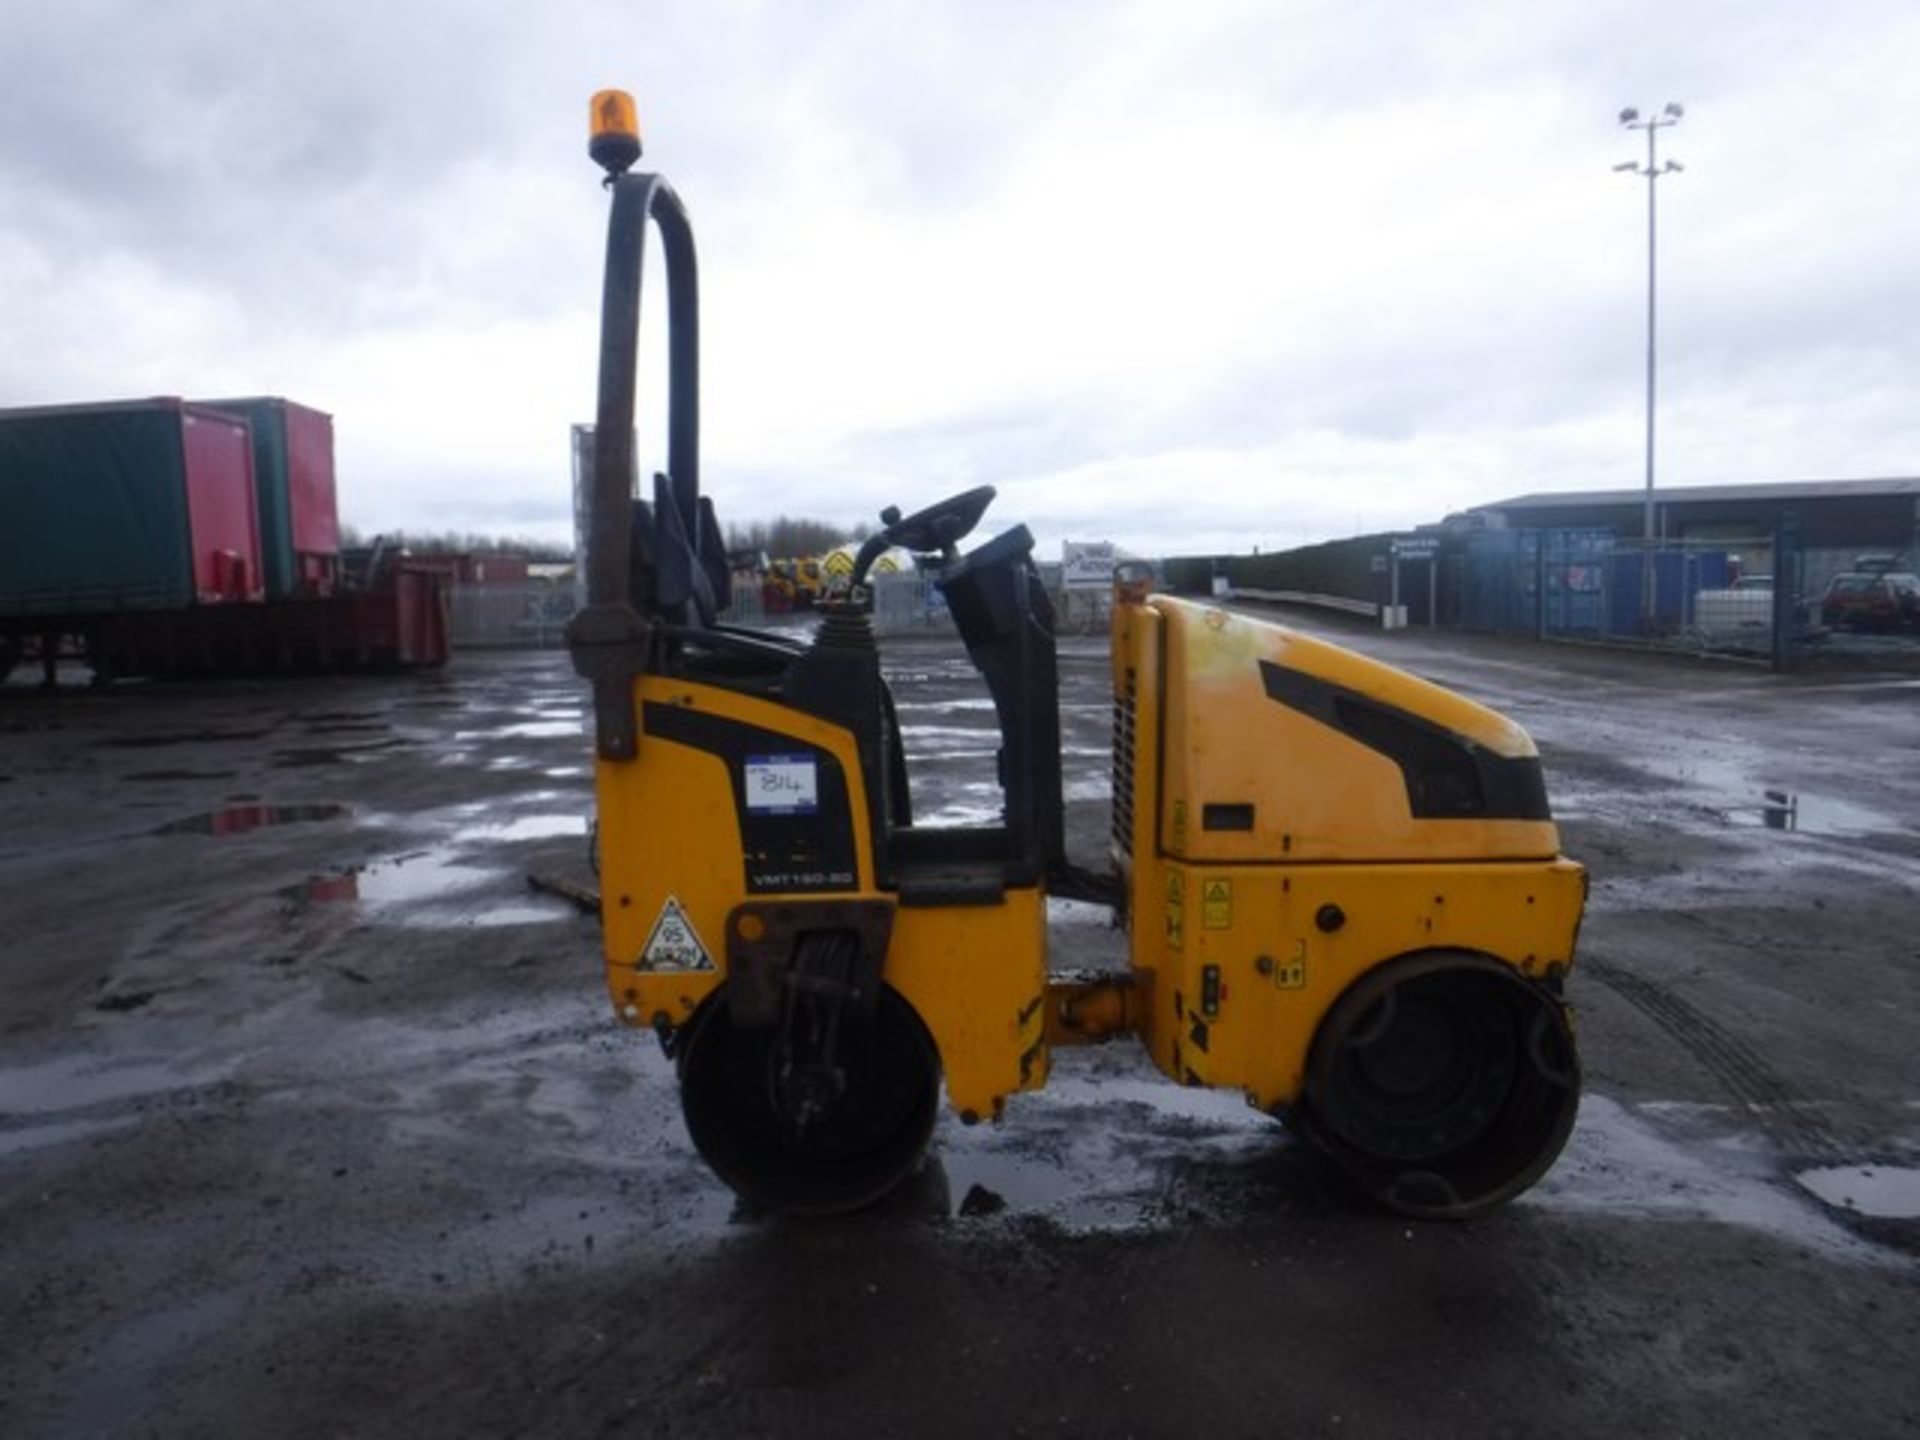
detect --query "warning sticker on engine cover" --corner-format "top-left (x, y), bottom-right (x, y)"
top-left (636, 895), bottom-right (714, 972)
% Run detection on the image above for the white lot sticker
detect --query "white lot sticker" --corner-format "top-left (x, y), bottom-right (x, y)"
top-left (637, 896), bottom-right (714, 972)
top-left (744, 753), bottom-right (819, 814)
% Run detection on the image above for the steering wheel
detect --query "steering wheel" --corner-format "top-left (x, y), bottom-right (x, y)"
top-left (851, 485), bottom-right (996, 587)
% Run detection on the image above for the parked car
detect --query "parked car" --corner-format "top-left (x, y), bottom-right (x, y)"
top-left (1819, 571), bottom-right (1920, 631)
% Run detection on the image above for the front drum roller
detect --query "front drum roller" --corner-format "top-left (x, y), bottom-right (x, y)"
top-left (1298, 951), bottom-right (1579, 1219)
top-left (677, 982), bottom-right (942, 1217)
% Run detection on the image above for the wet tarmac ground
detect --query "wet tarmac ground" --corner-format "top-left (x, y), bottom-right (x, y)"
top-left (2, 614), bottom-right (1918, 1438)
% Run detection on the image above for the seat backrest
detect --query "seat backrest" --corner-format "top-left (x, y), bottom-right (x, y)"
top-left (932, 526), bottom-right (1066, 883)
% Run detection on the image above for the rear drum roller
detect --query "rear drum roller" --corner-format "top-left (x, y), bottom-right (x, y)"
top-left (1299, 951), bottom-right (1579, 1219)
top-left (677, 983), bottom-right (941, 1216)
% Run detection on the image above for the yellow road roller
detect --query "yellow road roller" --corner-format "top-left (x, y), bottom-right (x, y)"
top-left (568, 93), bottom-right (1584, 1219)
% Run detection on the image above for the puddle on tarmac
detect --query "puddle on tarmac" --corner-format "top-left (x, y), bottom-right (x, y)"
top-left (930, 1057), bottom-right (1279, 1231)
top-left (1644, 753), bottom-right (1905, 837)
top-left (1047, 897), bottom-right (1116, 926)
top-left (453, 720), bottom-right (582, 741)
top-left (403, 899), bottom-right (578, 928)
top-left (1727, 790), bottom-right (1901, 837)
top-left (0, 1053), bottom-right (234, 1117)
top-left (282, 848), bottom-right (578, 927)
top-left (0, 1114), bottom-right (139, 1158)
top-left (284, 850), bottom-right (498, 906)
top-left (452, 813), bottom-right (589, 844)
top-left (1796, 1165), bottom-right (1920, 1219)
top-left (911, 801), bottom-right (1007, 827)
top-left (894, 697), bottom-right (1000, 714)
top-left (154, 803), bottom-right (350, 837)
top-left (1528, 1095), bottom-right (1895, 1260)
top-left (899, 723), bottom-right (999, 743)
top-left (934, 1143), bottom-right (1154, 1226)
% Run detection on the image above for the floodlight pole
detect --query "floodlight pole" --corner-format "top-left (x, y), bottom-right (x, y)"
top-left (1617, 103), bottom-right (1684, 626)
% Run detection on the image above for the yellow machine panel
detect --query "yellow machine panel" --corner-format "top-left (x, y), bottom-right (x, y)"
top-left (1151, 597), bottom-right (1562, 865)
top-left (888, 891), bottom-right (1050, 1117)
top-left (595, 676), bottom-right (876, 1031)
top-left (1137, 856), bottom-right (1584, 1109)
top-left (594, 675), bottom-right (1048, 1126)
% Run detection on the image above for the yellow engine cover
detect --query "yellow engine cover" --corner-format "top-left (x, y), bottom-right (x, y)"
top-left (1150, 596), bottom-right (1561, 865)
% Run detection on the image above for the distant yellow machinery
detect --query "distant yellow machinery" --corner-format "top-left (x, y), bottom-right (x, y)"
top-left (570, 93), bottom-right (1584, 1217)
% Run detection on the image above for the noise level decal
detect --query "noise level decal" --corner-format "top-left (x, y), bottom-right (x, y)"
top-left (637, 895), bottom-right (714, 972)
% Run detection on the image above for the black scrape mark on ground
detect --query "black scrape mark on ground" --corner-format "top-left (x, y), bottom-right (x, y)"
top-left (101, 729), bottom-right (275, 748)
top-left (1584, 954), bottom-right (1845, 1162)
top-left (273, 740), bottom-right (407, 768)
top-left (95, 991), bottom-right (156, 1013)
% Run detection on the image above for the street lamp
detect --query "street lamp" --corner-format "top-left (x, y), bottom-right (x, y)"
top-left (1617, 103), bottom-right (1685, 623)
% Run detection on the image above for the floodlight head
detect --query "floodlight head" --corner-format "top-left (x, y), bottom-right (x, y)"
top-left (1619, 106), bottom-right (1640, 125)
top-left (1666, 160), bottom-right (1684, 173)
top-left (1613, 161), bottom-right (1639, 172)
top-left (1664, 101), bottom-right (1685, 118)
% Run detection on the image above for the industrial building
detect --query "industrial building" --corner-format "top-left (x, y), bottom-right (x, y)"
top-left (1465, 477), bottom-right (1920, 591)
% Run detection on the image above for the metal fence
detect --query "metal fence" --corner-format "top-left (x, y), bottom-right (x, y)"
top-left (447, 584), bottom-right (576, 648)
top-left (448, 573), bottom-right (962, 649)
top-left (1448, 527), bottom-right (1920, 669)
top-left (448, 572), bottom-right (1116, 650)
top-left (723, 574), bottom-right (961, 636)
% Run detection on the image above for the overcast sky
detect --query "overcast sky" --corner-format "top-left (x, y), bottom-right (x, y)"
top-left (3, 0), bottom-right (1916, 559)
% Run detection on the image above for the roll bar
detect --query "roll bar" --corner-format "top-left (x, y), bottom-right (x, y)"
top-left (568, 171), bottom-right (702, 761)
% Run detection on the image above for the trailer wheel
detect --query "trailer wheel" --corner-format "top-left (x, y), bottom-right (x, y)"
top-left (0, 636), bottom-right (18, 686)
top-left (677, 982), bottom-right (941, 1217)
top-left (1300, 951), bottom-right (1578, 1219)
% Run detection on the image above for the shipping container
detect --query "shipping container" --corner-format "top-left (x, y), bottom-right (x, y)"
top-left (0, 398), bottom-right (264, 617)
top-left (196, 396), bottom-right (340, 599)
